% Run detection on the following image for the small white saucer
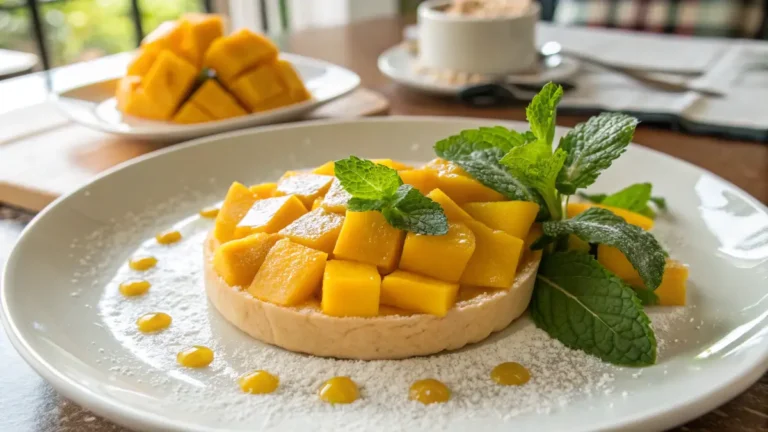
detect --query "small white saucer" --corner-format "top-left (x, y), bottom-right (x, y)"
top-left (378, 43), bottom-right (579, 96)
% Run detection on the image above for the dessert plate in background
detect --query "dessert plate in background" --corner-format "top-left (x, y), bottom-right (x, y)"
top-left (2, 118), bottom-right (767, 431)
top-left (52, 53), bottom-right (360, 142)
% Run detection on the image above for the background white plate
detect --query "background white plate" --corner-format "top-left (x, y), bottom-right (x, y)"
top-left (378, 43), bottom-right (579, 96)
top-left (52, 53), bottom-right (360, 141)
top-left (2, 118), bottom-right (767, 432)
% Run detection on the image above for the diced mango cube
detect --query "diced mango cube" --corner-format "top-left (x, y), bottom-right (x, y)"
top-left (273, 59), bottom-right (311, 102)
top-left (422, 158), bottom-right (504, 204)
top-left (173, 101), bottom-right (213, 124)
top-left (321, 260), bottom-right (381, 317)
top-left (115, 76), bottom-right (168, 121)
top-left (460, 220), bottom-right (524, 288)
top-left (380, 271), bottom-right (459, 316)
top-left (333, 211), bottom-right (405, 274)
top-left (371, 159), bottom-right (413, 171)
top-left (275, 173), bottom-right (334, 208)
top-left (462, 201), bottom-right (539, 240)
top-left (312, 161), bottom-right (335, 176)
top-left (248, 182), bottom-right (277, 198)
top-left (142, 20), bottom-right (193, 63)
top-left (203, 28), bottom-right (278, 85)
top-left (319, 178), bottom-right (351, 214)
top-left (646, 260), bottom-right (688, 306)
top-left (187, 79), bottom-right (247, 120)
top-left (399, 169), bottom-right (438, 195)
top-left (568, 202), bottom-right (654, 230)
top-left (228, 63), bottom-right (286, 111)
top-left (127, 47), bottom-right (160, 77)
top-left (567, 235), bottom-right (591, 253)
top-left (279, 207), bottom-right (345, 253)
top-left (213, 233), bottom-right (280, 287)
top-left (142, 50), bottom-right (199, 118)
top-left (183, 13), bottom-right (225, 66)
top-left (423, 158), bottom-right (465, 175)
top-left (597, 245), bottom-right (639, 281)
top-left (234, 195), bottom-right (307, 238)
top-left (248, 239), bottom-right (327, 306)
top-left (214, 182), bottom-right (258, 243)
top-left (427, 189), bottom-right (472, 223)
top-left (524, 223), bottom-right (543, 251)
top-left (399, 222), bottom-right (476, 283)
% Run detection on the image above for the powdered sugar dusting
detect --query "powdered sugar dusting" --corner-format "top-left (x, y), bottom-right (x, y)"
top-left (74, 198), bottom-right (695, 431)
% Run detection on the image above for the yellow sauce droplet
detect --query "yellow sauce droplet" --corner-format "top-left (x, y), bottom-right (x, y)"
top-left (119, 280), bottom-right (151, 296)
top-left (319, 376), bottom-right (359, 404)
top-left (199, 206), bottom-right (220, 218)
top-left (136, 312), bottom-right (172, 333)
top-left (409, 379), bottom-right (451, 405)
top-left (239, 370), bottom-right (279, 394)
top-left (490, 362), bottom-right (530, 386)
top-left (177, 346), bottom-right (214, 368)
top-left (128, 256), bottom-right (157, 271)
top-left (156, 230), bottom-right (182, 244)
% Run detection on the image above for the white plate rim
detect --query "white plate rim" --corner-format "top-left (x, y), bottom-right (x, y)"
top-left (2, 116), bottom-right (767, 431)
top-left (49, 53), bottom-right (361, 141)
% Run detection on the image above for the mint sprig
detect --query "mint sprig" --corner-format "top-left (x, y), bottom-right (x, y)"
top-left (530, 251), bottom-right (657, 366)
top-left (578, 183), bottom-right (666, 219)
top-left (533, 208), bottom-right (666, 290)
top-left (556, 113), bottom-right (639, 195)
top-left (335, 157), bottom-right (448, 235)
top-left (500, 142), bottom-right (567, 220)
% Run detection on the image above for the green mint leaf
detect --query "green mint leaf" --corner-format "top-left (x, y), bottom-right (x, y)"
top-left (500, 142), bottom-right (567, 219)
top-left (526, 82), bottom-right (564, 146)
top-left (650, 196), bottom-right (667, 210)
top-left (601, 183), bottom-right (652, 213)
top-left (632, 288), bottom-right (660, 306)
top-left (381, 185), bottom-right (448, 235)
top-left (555, 113), bottom-right (639, 195)
top-left (334, 156), bottom-right (402, 200)
top-left (347, 198), bottom-right (387, 212)
top-left (434, 125), bottom-right (530, 160)
top-left (530, 251), bottom-right (657, 366)
top-left (536, 208), bottom-right (666, 289)
top-left (577, 191), bottom-right (608, 203)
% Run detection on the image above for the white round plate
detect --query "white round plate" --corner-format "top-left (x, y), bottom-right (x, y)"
top-left (378, 43), bottom-right (579, 96)
top-left (2, 118), bottom-right (767, 432)
top-left (51, 53), bottom-right (360, 141)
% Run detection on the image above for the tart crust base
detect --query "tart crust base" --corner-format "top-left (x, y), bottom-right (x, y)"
top-left (204, 234), bottom-right (541, 360)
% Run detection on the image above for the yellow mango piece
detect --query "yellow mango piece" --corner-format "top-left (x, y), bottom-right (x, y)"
top-left (173, 101), bottom-right (213, 124)
top-left (371, 159), bottom-right (413, 171)
top-left (422, 158), bottom-right (504, 204)
top-left (524, 223), bottom-right (543, 251)
top-left (597, 245), bottom-right (639, 281)
top-left (273, 59), bottom-right (311, 102)
top-left (380, 270), bottom-right (459, 317)
top-left (460, 220), bottom-right (524, 288)
top-left (248, 182), bottom-right (277, 198)
top-left (598, 247), bottom-right (689, 306)
top-left (204, 28), bottom-right (278, 85)
top-left (312, 161), bottom-right (335, 176)
top-left (229, 63), bottom-right (287, 112)
top-left (321, 260), bottom-right (381, 317)
top-left (248, 239), bottom-right (328, 306)
top-left (214, 182), bottom-right (257, 243)
top-left (127, 47), bottom-right (160, 77)
top-left (423, 158), bottom-right (465, 175)
top-left (142, 20), bottom-right (193, 62)
top-left (279, 207), bottom-right (345, 254)
top-left (187, 79), bottom-right (247, 120)
top-left (427, 189), bottom-right (472, 223)
top-left (462, 201), bottom-right (539, 240)
top-left (213, 233), bottom-right (280, 287)
top-left (567, 202), bottom-right (654, 230)
top-left (333, 211), bottom-right (405, 274)
top-left (234, 195), bottom-right (307, 238)
top-left (311, 197), bottom-right (322, 210)
top-left (249, 92), bottom-right (297, 113)
top-left (567, 235), bottom-right (591, 253)
top-left (142, 50), bottom-right (199, 119)
top-left (399, 169), bottom-right (438, 195)
top-left (115, 76), bottom-right (168, 121)
top-left (399, 222), bottom-right (476, 283)
top-left (275, 173), bottom-right (334, 208)
top-left (182, 13), bottom-right (225, 66)
top-left (319, 178), bottom-right (351, 214)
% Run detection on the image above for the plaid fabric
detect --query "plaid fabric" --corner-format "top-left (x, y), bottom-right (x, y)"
top-left (553, 0), bottom-right (768, 39)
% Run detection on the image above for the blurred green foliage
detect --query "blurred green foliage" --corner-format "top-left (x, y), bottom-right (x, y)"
top-left (0, 0), bottom-right (202, 67)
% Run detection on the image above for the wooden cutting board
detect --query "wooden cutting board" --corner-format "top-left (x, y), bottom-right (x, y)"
top-left (0, 88), bottom-right (389, 212)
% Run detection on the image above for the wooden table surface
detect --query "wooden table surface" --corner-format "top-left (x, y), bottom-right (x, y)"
top-left (1, 17), bottom-right (766, 432)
